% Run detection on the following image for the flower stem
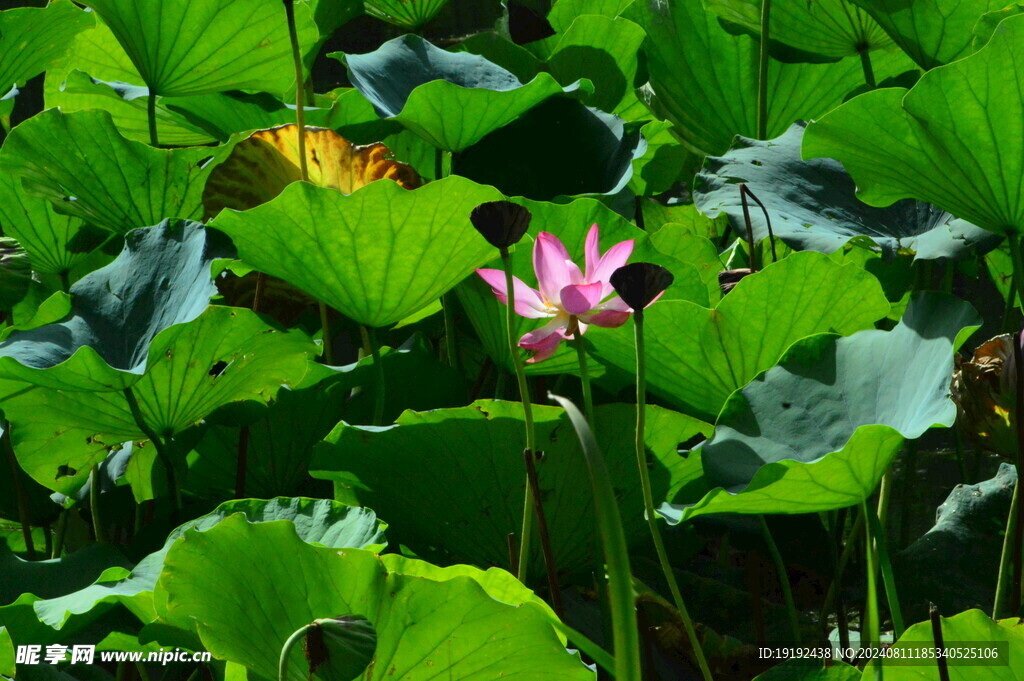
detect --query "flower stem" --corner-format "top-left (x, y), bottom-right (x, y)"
top-left (634, 313), bottom-right (713, 681)
top-left (90, 465), bottom-right (104, 543)
top-left (757, 0), bottom-right (772, 139)
top-left (994, 479), bottom-right (1019, 618)
top-left (123, 386), bottom-right (181, 517)
top-left (500, 248), bottom-right (540, 584)
top-left (930, 604), bottom-right (951, 681)
top-left (865, 499), bottom-right (904, 638)
top-left (524, 448), bottom-right (564, 619)
top-left (278, 623), bottom-right (311, 681)
top-left (283, 0), bottom-right (308, 182)
top-left (572, 322), bottom-right (595, 425)
top-left (366, 326), bottom-right (386, 426)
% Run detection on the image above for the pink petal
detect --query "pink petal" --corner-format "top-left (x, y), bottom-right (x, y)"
top-left (519, 317), bottom-right (571, 363)
top-left (583, 309), bottom-right (631, 328)
top-left (475, 268), bottom-right (549, 319)
top-left (560, 282), bottom-right (605, 316)
top-left (593, 295), bottom-right (631, 312)
top-left (566, 259), bottom-right (585, 286)
top-left (584, 224), bottom-right (601, 281)
top-left (533, 232), bottom-right (572, 303)
top-left (591, 239), bottom-right (635, 296)
top-left (522, 331), bottom-right (564, 363)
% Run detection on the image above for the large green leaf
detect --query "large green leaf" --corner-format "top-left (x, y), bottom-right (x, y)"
top-left (364, 0), bottom-right (450, 29)
top-left (803, 14), bottom-right (1024, 236)
top-left (27, 498), bottom-right (386, 632)
top-left (863, 609), bottom-right (1024, 678)
top-left (0, 173), bottom-right (105, 279)
top-left (624, 0), bottom-right (913, 155)
top-left (851, 0), bottom-right (1006, 69)
top-left (754, 660), bottom-right (860, 680)
top-left (338, 34), bottom-right (586, 151)
top-left (705, 0), bottom-right (893, 59)
top-left (455, 196), bottom-right (708, 376)
top-left (702, 291), bottom-right (979, 487)
top-left (0, 110), bottom-right (230, 234)
top-left (0, 221), bottom-right (231, 392)
top-left (0, 1), bottom-right (92, 93)
top-left (311, 401), bottom-right (710, 575)
top-left (589, 251), bottom-right (891, 421)
top-left (694, 123), bottom-right (1000, 259)
top-left (154, 517), bottom-right (593, 681)
top-left (211, 176), bottom-right (502, 328)
top-left (546, 15), bottom-right (646, 112)
top-left (2, 306), bottom-right (314, 496)
top-left (79, 0), bottom-right (318, 97)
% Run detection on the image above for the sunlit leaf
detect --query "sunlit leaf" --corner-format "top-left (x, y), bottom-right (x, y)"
top-left (364, 0), bottom-right (450, 29)
top-left (0, 0), bottom-right (92, 94)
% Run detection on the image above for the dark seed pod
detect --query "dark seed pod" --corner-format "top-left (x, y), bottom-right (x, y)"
top-left (610, 262), bottom-right (674, 310)
top-left (718, 268), bottom-right (753, 295)
top-left (470, 200), bottom-right (532, 249)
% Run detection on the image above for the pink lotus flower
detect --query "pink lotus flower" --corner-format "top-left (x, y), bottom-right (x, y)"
top-left (476, 224), bottom-right (635, 363)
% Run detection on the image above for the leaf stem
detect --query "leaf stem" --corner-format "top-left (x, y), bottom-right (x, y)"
top-left (858, 46), bottom-right (876, 89)
top-left (443, 294), bottom-right (459, 369)
top-left (90, 464), bottom-right (104, 543)
top-left (500, 248), bottom-right (539, 584)
top-left (2, 426), bottom-right (35, 560)
top-left (550, 392), bottom-right (642, 681)
top-left (572, 323), bottom-right (595, 424)
top-left (284, 0), bottom-right (308, 182)
top-left (756, 0), bottom-right (772, 139)
top-left (865, 499), bottom-right (904, 638)
top-left (759, 515), bottom-right (800, 644)
top-left (318, 302), bottom-right (334, 364)
top-left (524, 448), bottom-right (564, 619)
top-left (147, 92), bottom-right (158, 147)
top-left (634, 313), bottom-right (714, 680)
top-left (994, 479), bottom-right (1019, 618)
top-left (51, 510), bottom-right (67, 558)
top-left (860, 500), bottom-right (880, 654)
top-left (123, 386), bottom-right (181, 516)
top-left (367, 326), bottom-right (386, 426)
top-left (1008, 233), bottom-right (1024, 611)
top-left (930, 604), bottom-right (951, 681)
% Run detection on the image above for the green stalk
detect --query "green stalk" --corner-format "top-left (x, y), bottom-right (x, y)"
top-left (756, 0), bottom-right (772, 139)
top-left (865, 501), bottom-right (904, 638)
top-left (858, 46), bottom-right (875, 88)
top-left (994, 480), bottom-right (1019, 618)
top-left (860, 500), bottom-right (880, 654)
top-left (123, 387), bottom-right (181, 514)
top-left (547, 618), bottom-right (616, 676)
top-left (2, 427), bottom-right (35, 560)
top-left (278, 623), bottom-right (311, 681)
top-left (820, 511), bottom-right (864, 623)
top-left (499, 248), bottom-right (540, 583)
top-left (550, 392), bottom-right (642, 681)
top-left (366, 326), bottom-right (386, 426)
top-left (633, 313), bottom-right (714, 681)
top-left (318, 302), bottom-right (334, 364)
top-left (443, 293), bottom-right (459, 369)
top-left (572, 323), bottom-right (595, 424)
top-left (89, 465), bottom-right (104, 543)
top-left (51, 510), bottom-right (67, 559)
top-left (283, 0), bottom-right (308, 181)
top-left (147, 92), bottom-right (158, 147)
top-left (1008, 233), bottom-right (1024, 610)
top-left (759, 515), bottom-right (800, 645)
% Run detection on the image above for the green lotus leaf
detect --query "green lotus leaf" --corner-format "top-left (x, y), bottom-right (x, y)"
top-left (803, 14), bottom-right (1024, 236)
top-left (303, 0), bottom-right (363, 42)
top-left (188, 341), bottom-right (466, 498)
top-left (211, 177), bottom-right (503, 328)
top-left (0, 110), bottom-right (232, 234)
top-left (624, 0), bottom-right (915, 155)
top-left (0, 1), bottom-right (92, 94)
top-left (26, 498), bottom-right (385, 633)
top-left (79, 0), bottom-right (318, 98)
top-left (547, 0), bottom-right (635, 33)
top-left (647, 224), bottom-right (725, 305)
top-left (0, 221), bottom-right (231, 392)
top-left (851, 0), bottom-right (1006, 69)
top-left (705, 0), bottom-right (893, 60)
top-left (337, 34), bottom-right (587, 151)
top-left (546, 15), bottom-right (646, 112)
top-left (0, 627), bottom-right (12, 678)
top-left (452, 97), bottom-right (645, 201)
top-left (0, 172), bottom-right (107, 279)
top-left (704, 291), bottom-right (978, 486)
top-left (154, 517), bottom-right (593, 681)
top-left (364, 0), bottom-right (450, 29)
top-left (590, 251), bottom-right (891, 422)
top-left (2, 305), bottom-right (314, 496)
top-left (694, 123), bottom-right (1000, 259)
top-left (455, 196), bottom-right (708, 375)
top-left (628, 119), bottom-right (693, 197)
top-left (863, 609), bottom-right (1024, 678)
top-left (451, 33), bottom-right (543, 83)
top-left (753, 659), bottom-right (860, 680)
top-left (311, 401), bottom-right (710, 575)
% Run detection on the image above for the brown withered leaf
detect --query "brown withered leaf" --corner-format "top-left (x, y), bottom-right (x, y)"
top-left (203, 124), bottom-right (421, 219)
